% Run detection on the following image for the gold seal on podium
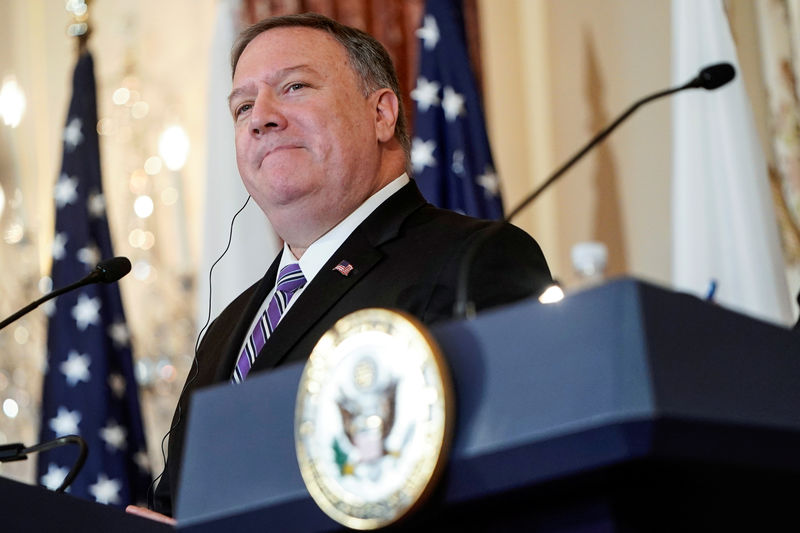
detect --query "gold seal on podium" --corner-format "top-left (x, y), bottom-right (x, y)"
top-left (295, 308), bottom-right (454, 530)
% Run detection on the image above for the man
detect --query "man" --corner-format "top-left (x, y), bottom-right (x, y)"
top-left (147, 13), bottom-right (552, 518)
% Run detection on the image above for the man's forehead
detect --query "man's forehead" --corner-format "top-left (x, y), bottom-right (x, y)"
top-left (236, 26), bottom-right (345, 70)
top-left (231, 27), bottom-right (355, 94)
top-left (238, 63), bottom-right (319, 84)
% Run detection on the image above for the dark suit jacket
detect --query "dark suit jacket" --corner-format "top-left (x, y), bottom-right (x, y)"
top-left (795, 291), bottom-right (800, 332)
top-left (152, 181), bottom-right (552, 515)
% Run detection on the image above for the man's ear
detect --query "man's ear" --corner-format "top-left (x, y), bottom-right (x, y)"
top-left (373, 88), bottom-right (399, 143)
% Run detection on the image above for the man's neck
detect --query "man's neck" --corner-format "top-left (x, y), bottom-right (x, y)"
top-left (284, 173), bottom-right (410, 262)
top-left (288, 244), bottom-right (306, 260)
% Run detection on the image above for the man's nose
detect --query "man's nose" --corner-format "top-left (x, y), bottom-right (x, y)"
top-left (249, 90), bottom-right (286, 135)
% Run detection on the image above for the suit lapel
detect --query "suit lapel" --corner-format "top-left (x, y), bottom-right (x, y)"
top-left (252, 233), bottom-right (383, 371)
top-left (212, 254), bottom-right (282, 382)
top-left (250, 181), bottom-right (428, 371)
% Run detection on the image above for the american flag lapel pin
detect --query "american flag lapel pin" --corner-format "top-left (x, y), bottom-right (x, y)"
top-left (333, 260), bottom-right (354, 277)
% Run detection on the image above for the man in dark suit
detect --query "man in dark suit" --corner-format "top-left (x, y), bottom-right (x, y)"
top-left (141, 13), bottom-right (552, 519)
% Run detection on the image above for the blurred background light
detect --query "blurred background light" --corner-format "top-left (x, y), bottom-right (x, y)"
top-left (539, 283), bottom-right (565, 304)
top-left (133, 195), bottom-right (154, 218)
top-left (112, 87), bottom-right (130, 105)
top-left (2, 398), bottom-right (19, 419)
top-left (144, 156), bottom-right (162, 175)
top-left (158, 125), bottom-right (190, 171)
top-left (0, 76), bottom-right (26, 128)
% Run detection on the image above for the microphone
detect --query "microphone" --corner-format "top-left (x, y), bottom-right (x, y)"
top-left (504, 62), bottom-right (736, 222)
top-left (686, 63), bottom-right (736, 90)
top-left (85, 256), bottom-right (132, 283)
top-left (0, 256), bottom-right (132, 331)
top-left (453, 63), bottom-right (737, 318)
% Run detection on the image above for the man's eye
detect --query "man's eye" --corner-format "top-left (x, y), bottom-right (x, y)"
top-left (234, 103), bottom-right (252, 117)
top-left (287, 83), bottom-right (306, 92)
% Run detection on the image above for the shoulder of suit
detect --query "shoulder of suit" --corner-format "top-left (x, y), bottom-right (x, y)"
top-left (408, 202), bottom-right (515, 234)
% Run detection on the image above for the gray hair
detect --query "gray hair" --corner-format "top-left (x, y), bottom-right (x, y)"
top-left (231, 13), bottom-right (410, 157)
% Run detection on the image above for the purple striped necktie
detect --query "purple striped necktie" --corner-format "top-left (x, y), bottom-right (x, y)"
top-left (231, 263), bottom-right (306, 383)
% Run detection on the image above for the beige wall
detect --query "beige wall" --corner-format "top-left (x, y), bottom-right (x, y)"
top-left (480, 0), bottom-right (673, 287)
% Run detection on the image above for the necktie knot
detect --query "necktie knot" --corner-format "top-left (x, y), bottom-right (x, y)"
top-left (276, 263), bottom-right (306, 296)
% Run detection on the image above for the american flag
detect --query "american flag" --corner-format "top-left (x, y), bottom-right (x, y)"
top-left (411, 0), bottom-right (503, 219)
top-left (36, 52), bottom-right (151, 507)
top-left (333, 260), bottom-right (354, 277)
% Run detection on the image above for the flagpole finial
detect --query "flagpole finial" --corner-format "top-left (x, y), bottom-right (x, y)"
top-left (65, 0), bottom-right (91, 55)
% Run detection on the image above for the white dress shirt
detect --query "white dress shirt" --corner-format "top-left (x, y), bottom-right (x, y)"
top-left (237, 173), bottom-right (410, 356)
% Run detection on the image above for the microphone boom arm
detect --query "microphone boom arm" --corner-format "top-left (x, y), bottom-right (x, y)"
top-left (454, 63), bottom-right (735, 317)
top-left (0, 277), bottom-right (93, 331)
top-left (0, 256), bottom-right (131, 331)
top-left (504, 83), bottom-right (690, 222)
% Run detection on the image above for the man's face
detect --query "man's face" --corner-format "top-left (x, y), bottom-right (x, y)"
top-left (229, 27), bottom-right (384, 237)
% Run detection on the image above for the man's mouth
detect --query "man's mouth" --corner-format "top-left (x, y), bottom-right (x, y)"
top-left (266, 145), bottom-right (302, 157)
top-left (258, 145), bottom-right (302, 168)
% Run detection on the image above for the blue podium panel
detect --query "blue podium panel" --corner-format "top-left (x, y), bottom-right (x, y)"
top-left (0, 475), bottom-right (173, 532)
top-left (175, 279), bottom-right (800, 531)
top-left (433, 279), bottom-right (800, 503)
top-left (174, 362), bottom-right (328, 531)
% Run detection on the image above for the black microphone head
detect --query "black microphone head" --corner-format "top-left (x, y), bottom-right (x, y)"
top-left (93, 257), bottom-right (132, 283)
top-left (696, 62), bottom-right (736, 90)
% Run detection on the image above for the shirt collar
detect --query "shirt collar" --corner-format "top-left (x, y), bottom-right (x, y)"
top-left (276, 173), bottom-right (410, 284)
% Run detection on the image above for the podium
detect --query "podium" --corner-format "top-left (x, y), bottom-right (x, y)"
top-left (0, 474), bottom-right (173, 532)
top-left (174, 278), bottom-right (800, 531)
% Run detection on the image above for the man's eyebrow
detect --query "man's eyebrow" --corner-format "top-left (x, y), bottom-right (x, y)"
top-left (227, 87), bottom-right (250, 108)
top-left (228, 64), bottom-right (320, 106)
